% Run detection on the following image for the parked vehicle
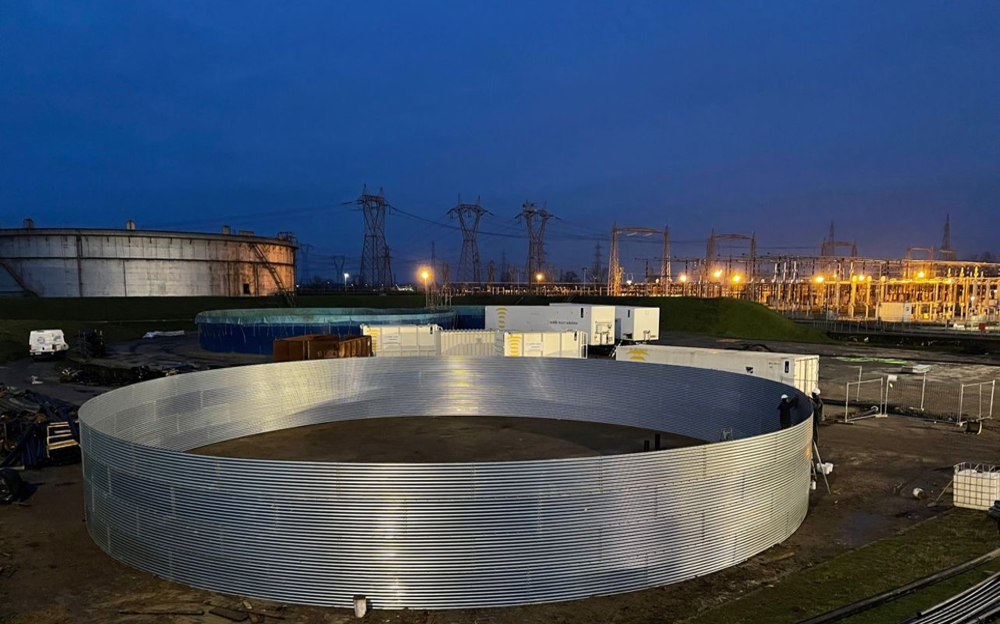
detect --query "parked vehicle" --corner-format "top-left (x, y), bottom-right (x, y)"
top-left (28, 329), bottom-right (69, 358)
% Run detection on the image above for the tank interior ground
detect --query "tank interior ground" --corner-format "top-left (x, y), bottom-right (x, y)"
top-left (194, 416), bottom-right (703, 462)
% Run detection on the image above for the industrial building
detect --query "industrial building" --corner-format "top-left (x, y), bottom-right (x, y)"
top-left (0, 221), bottom-right (296, 298)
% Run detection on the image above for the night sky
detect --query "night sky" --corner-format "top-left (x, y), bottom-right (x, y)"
top-left (2, 1), bottom-right (998, 281)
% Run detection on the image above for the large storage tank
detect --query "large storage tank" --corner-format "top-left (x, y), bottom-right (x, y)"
top-left (0, 224), bottom-right (296, 297)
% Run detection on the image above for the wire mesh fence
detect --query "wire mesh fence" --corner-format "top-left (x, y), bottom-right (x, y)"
top-left (843, 378), bottom-right (886, 422)
top-left (958, 381), bottom-right (996, 425)
top-left (827, 366), bottom-right (997, 424)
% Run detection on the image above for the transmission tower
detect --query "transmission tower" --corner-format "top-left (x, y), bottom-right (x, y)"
top-left (356, 185), bottom-right (393, 289)
top-left (939, 214), bottom-right (956, 259)
top-left (661, 226), bottom-right (671, 285)
top-left (332, 254), bottom-right (348, 276)
top-left (447, 195), bottom-right (492, 283)
top-left (608, 225), bottom-right (668, 295)
top-left (592, 242), bottom-right (603, 284)
top-left (516, 201), bottom-right (555, 279)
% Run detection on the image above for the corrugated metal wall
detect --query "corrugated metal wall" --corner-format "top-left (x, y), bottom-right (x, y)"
top-left (80, 357), bottom-right (812, 610)
top-left (0, 229), bottom-right (295, 296)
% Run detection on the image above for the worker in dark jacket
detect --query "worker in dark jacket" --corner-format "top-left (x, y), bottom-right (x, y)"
top-left (778, 394), bottom-right (799, 430)
top-left (810, 388), bottom-right (823, 442)
top-left (811, 388), bottom-right (824, 422)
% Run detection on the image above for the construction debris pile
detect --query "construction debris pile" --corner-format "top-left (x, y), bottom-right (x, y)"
top-left (58, 362), bottom-right (206, 386)
top-left (0, 385), bottom-right (80, 471)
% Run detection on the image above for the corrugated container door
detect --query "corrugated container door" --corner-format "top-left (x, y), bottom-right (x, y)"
top-left (438, 330), bottom-right (502, 356)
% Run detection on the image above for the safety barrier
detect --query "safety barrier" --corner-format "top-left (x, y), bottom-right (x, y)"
top-left (80, 357), bottom-right (812, 610)
top-left (958, 381), bottom-right (996, 425)
top-left (843, 378), bottom-right (887, 422)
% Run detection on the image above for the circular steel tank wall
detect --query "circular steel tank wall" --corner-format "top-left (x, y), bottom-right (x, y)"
top-left (79, 357), bottom-right (813, 610)
top-left (196, 307), bottom-right (459, 354)
top-left (0, 227), bottom-right (295, 297)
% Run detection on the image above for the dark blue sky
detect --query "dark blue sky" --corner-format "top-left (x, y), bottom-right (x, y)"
top-left (2, 1), bottom-right (998, 280)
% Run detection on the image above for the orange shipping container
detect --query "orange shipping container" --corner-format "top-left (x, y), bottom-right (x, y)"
top-left (273, 334), bottom-right (373, 362)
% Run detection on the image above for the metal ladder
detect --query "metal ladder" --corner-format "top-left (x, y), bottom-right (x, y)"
top-left (251, 243), bottom-right (295, 307)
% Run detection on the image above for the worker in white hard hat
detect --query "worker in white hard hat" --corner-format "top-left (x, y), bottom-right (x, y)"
top-left (811, 388), bottom-right (824, 422)
top-left (778, 393), bottom-right (799, 430)
top-left (810, 387), bottom-right (824, 442)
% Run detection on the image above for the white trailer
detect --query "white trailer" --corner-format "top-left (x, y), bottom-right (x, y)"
top-left (615, 344), bottom-right (820, 394)
top-left (438, 330), bottom-right (503, 356)
top-left (361, 324), bottom-right (440, 357)
top-left (503, 331), bottom-right (587, 359)
top-left (485, 305), bottom-right (614, 346)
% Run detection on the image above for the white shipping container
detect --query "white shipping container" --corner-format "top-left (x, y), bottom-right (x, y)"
top-left (438, 330), bottom-right (503, 356)
top-left (877, 302), bottom-right (913, 323)
top-left (615, 344), bottom-right (820, 394)
top-left (503, 331), bottom-right (586, 359)
top-left (615, 306), bottom-right (659, 342)
top-left (361, 324), bottom-right (440, 357)
top-left (550, 303), bottom-right (659, 342)
top-left (485, 305), bottom-right (614, 346)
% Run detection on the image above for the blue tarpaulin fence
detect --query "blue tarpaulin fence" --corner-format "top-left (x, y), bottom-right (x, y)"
top-left (196, 306), bottom-right (485, 354)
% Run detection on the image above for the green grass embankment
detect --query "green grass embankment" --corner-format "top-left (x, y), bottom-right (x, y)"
top-left (685, 509), bottom-right (998, 624)
top-left (573, 296), bottom-right (832, 343)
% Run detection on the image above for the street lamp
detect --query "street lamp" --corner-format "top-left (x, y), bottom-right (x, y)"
top-left (679, 273), bottom-right (688, 282)
top-left (343, 272), bottom-right (350, 290)
top-left (814, 275), bottom-right (825, 284)
top-left (731, 274), bottom-right (742, 284)
top-left (713, 269), bottom-right (723, 279)
top-left (419, 268), bottom-right (432, 307)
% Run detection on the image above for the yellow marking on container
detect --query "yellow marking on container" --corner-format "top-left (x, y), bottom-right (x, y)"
top-left (626, 348), bottom-right (649, 361)
top-left (496, 307), bottom-right (509, 330)
top-left (507, 334), bottom-right (521, 356)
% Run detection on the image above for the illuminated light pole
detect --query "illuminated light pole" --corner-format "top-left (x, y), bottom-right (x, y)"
top-left (420, 268), bottom-right (432, 308)
top-left (679, 273), bottom-right (688, 297)
top-left (343, 272), bottom-right (350, 290)
top-left (535, 272), bottom-right (544, 294)
top-left (813, 275), bottom-right (825, 315)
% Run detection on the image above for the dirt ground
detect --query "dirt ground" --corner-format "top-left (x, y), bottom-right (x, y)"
top-left (196, 416), bottom-right (702, 462)
top-left (3, 334), bottom-right (1000, 623)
